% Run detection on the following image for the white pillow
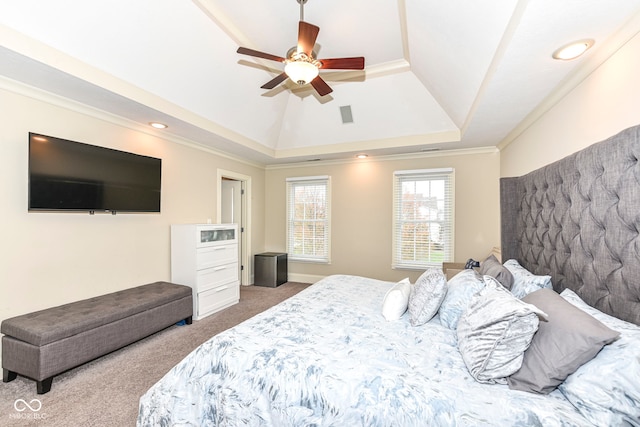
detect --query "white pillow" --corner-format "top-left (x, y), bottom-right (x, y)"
top-left (381, 278), bottom-right (411, 321)
top-left (503, 259), bottom-right (552, 299)
top-left (457, 276), bottom-right (548, 384)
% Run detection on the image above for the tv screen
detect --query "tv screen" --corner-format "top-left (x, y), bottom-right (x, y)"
top-left (28, 133), bottom-right (162, 213)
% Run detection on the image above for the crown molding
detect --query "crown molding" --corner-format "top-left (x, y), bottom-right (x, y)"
top-left (0, 75), bottom-right (266, 169)
top-left (497, 9), bottom-right (640, 151)
top-left (266, 145), bottom-right (498, 170)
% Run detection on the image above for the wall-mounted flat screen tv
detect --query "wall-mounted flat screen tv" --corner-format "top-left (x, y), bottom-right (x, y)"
top-left (28, 132), bottom-right (162, 213)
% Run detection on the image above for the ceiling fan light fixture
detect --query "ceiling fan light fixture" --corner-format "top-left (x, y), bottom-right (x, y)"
top-left (552, 39), bottom-right (594, 60)
top-left (284, 60), bottom-right (319, 85)
top-left (236, 0), bottom-right (364, 96)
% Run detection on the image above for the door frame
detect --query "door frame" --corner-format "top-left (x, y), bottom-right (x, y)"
top-left (217, 169), bottom-right (251, 286)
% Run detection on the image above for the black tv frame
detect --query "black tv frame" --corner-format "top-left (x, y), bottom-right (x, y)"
top-left (28, 133), bottom-right (162, 214)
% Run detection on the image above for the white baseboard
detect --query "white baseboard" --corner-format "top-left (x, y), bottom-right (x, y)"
top-left (287, 273), bottom-right (324, 284)
top-left (247, 273), bottom-right (324, 286)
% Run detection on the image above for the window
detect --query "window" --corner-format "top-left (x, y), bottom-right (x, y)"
top-left (392, 168), bottom-right (454, 269)
top-left (286, 176), bottom-right (330, 263)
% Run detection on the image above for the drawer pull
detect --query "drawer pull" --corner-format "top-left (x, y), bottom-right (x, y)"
top-left (213, 266), bottom-right (227, 271)
top-left (215, 286), bottom-right (229, 292)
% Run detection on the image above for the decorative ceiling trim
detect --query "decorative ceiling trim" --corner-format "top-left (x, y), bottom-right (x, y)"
top-left (397, 0), bottom-right (410, 63)
top-left (497, 8), bottom-right (640, 151)
top-left (192, 0), bottom-right (247, 47)
top-left (1, 24), bottom-right (276, 159)
top-left (0, 75), bottom-right (268, 169)
top-left (266, 145), bottom-right (499, 170)
top-left (273, 129), bottom-right (461, 159)
top-left (460, 0), bottom-right (531, 137)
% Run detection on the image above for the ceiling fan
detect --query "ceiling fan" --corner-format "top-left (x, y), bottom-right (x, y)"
top-left (236, 0), bottom-right (365, 97)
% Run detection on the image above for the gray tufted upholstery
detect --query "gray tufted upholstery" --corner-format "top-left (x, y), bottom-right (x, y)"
top-left (501, 124), bottom-right (640, 326)
top-left (1, 281), bottom-right (192, 393)
top-left (1, 282), bottom-right (192, 346)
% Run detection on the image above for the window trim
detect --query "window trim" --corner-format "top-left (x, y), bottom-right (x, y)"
top-left (286, 175), bottom-right (331, 263)
top-left (392, 168), bottom-right (454, 270)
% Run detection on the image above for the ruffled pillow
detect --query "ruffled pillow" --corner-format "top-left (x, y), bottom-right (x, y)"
top-left (439, 269), bottom-right (485, 329)
top-left (457, 277), bottom-right (547, 384)
top-left (503, 259), bottom-right (552, 299)
top-left (381, 278), bottom-right (411, 321)
top-left (408, 268), bottom-right (447, 326)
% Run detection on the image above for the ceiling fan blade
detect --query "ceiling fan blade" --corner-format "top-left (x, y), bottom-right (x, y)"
top-left (298, 21), bottom-right (320, 57)
top-left (310, 76), bottom-right (333, 96)
top-left (237, 47), bottom-right (285, 63)
top-left (261, 73), bottom-right (288, 90)
top-left (318, 57), bottom-right (365, 70)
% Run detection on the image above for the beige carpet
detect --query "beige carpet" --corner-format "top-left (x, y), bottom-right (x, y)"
top-left (0, 282), bottom-right (310, 427)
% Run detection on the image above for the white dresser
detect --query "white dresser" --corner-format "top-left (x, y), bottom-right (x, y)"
top-left (170, 223), bottom-right (239, 320)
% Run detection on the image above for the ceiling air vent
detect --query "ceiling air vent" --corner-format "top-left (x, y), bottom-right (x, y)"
top-left (340, 105), bottom-right (354, 124)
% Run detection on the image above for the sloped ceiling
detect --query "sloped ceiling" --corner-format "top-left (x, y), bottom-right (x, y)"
top-left (1, 0), bottom-right (640, 165)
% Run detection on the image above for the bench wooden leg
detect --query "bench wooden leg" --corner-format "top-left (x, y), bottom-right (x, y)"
top-left (36, 377), bottom-right (53, 394)
top-left (3, 369), bottom-right (17, 383)
top-left (185, 316), bottom-right (193, 325)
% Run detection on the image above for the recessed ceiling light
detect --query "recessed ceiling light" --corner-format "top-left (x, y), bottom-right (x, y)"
top-left (356, 154), bottom-right (368, 159)
top-left (552, 39), bottom-right (594, 60)
top-left (149, 122), bottom-right (168, 129)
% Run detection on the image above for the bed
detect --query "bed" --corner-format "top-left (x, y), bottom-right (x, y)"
top-left (138, 125), bottom-right (640, 426)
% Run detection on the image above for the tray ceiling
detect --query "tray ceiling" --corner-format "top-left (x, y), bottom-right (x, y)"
top-left (1, 0), bottom-right (639, 164)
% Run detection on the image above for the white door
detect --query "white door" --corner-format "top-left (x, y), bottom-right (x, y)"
top-left (221, 178), bottom-right (243, 284)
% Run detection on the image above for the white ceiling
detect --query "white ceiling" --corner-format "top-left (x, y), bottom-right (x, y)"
top-left (1, 0), bottom-right (640, 165)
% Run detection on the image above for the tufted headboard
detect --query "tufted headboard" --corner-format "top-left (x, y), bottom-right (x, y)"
top-left (500, 124), bottom-right (640, 326)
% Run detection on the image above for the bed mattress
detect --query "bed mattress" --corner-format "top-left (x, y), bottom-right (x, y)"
top-left (137, 274), bottom-right (590, 426)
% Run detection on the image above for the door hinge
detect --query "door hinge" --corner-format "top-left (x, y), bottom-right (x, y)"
top-left (241, 265), bottom-right (244, 271)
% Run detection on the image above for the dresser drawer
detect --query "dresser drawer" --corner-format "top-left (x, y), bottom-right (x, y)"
top-left (196, 262), bottom-right (238, 292)
top-left (197, 283), bottom-right (239, 318)
top-left (196, 244), bottom-right (237, 270)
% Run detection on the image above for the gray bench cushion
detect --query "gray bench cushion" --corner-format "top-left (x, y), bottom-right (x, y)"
top-left (1, 282), bottom-right (191, 346)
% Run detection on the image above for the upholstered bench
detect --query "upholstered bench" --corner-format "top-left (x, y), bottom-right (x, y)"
top-left (1, 281), bottom-right (192, 394)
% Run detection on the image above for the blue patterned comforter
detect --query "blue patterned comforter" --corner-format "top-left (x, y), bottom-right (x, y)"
top-left (137, 275), bottom-right (591, 426)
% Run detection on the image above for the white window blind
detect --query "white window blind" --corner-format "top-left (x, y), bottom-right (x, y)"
top-left (392, 168), bottom-right (454, 269)
top-left (286, 176), bottom-right (330, 263)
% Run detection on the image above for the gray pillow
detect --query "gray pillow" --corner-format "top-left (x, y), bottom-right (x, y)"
top-left (479, 254), bottom-right (514, 290)
top-left (408, 268), bottom-right (447, 326)
top-left (457, 277), bottom-right (547, 384)
top-left (507, 288), bottom-right (620, 394)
